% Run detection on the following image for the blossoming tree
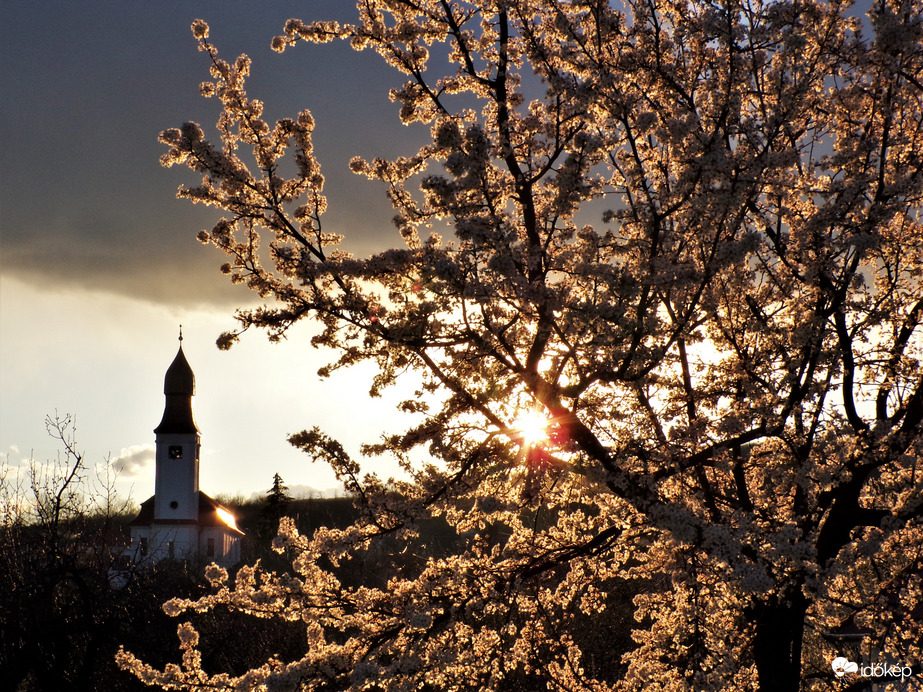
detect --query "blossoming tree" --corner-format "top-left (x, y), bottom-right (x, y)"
top-left (119, 1), bottom-right (923, 689)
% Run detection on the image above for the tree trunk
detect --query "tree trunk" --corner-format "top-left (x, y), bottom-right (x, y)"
top-left (752, 592), bottom-right (808, 692)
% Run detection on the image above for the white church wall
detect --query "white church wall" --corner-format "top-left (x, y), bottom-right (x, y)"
top-left (199, 527), bottom-right (241, 566)
top-left (153, 435), bottom-right (200, 521)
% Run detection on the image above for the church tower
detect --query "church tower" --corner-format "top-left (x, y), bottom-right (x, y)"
top-left (128, 330), bottom-right (243, 566)
top-left (153, 331), bottom-right (200, 522)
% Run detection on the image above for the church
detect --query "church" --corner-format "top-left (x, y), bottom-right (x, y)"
top-left (128, 333), bottom-right (243, 566)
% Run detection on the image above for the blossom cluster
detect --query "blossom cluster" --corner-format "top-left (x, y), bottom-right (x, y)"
top-left (123, 1), bottom-right (923, 690)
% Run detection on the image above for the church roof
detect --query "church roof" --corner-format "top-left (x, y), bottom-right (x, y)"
top-left (154, 343), bottom-right (199, 434)
top-left (164, 344), bottom-right (195, 395)
top-left (130, 492), bottom-right (245, 536)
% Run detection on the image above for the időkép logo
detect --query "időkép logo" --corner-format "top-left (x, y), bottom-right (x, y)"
top-left (831, 656), bottom-right (915, 682)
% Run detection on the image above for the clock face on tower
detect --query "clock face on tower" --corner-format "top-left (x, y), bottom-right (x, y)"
top-left (168, 445), bottom-right (184, 459)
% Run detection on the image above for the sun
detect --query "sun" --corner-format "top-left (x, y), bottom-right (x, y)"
top-left (512, 410), bottom-right (550, 446)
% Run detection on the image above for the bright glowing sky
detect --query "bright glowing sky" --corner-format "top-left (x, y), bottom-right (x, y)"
top-left (1, 1), bottom-right (431, 502)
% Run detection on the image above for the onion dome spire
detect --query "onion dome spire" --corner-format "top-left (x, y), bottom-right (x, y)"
top-left (154, 328), bottom-right (199, 434)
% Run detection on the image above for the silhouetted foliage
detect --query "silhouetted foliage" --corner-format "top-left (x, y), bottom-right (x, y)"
top-left (0, 415), bottom-right (149, 691)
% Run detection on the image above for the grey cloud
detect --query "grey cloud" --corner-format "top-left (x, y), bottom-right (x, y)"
top-left (111, 445), bottom-right (155, 476)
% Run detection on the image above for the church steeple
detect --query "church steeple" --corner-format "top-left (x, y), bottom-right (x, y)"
top-left (152, 328), bottom-right (201, 523)
top-left (127, 330), bottom-right (242, 565)
top-left (154, 328), bottom-right (198, 434)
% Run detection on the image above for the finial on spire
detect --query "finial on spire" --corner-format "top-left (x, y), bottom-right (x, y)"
top-left (179, 325), bottom-right (183, 342)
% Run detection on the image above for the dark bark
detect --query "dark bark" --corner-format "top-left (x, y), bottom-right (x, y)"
top-left (752, 590), bottom-right (808, 692)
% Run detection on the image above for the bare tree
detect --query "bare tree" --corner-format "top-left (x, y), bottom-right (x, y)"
top-left (0, 414), bottom-right (138, 691)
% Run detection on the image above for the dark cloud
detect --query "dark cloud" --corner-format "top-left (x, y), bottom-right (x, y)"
top-left (1, 0), bottom-right (425, 308)
top-left (1, 227), bottom-right (244, 308)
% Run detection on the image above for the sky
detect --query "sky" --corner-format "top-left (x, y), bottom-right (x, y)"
top-left (1, 1), bottom-right (434, 503)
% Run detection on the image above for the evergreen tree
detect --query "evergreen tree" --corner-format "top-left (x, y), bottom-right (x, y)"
top-left (266, 473), bottom-right (290, 511)
top-left (259, 472), bottom-right (291, 542)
